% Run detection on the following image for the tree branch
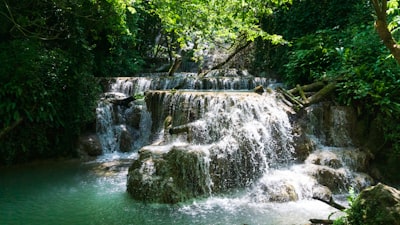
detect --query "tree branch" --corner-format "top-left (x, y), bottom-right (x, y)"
top-left (371, 0), bottom-right (400, 64)
top-left (0, 117), bottom-right (23, 140)
top-left (210, 40), bottom-right (252, 71)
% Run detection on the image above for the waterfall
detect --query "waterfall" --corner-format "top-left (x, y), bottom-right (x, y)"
top-left (108, 71), bottom-right (270, 95)
top-left (127, 91), bottom-right (299, 203)
top-left (95, 91), bottom-right (152, 155)
top-left (94, 71), bottom-right (373, 204)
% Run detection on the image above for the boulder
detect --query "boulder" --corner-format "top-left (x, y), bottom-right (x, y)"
top-left (127, 141), bottom-right (268, 203)
top-left (312, 185), bottom-right (332, 202)
top-left (127, 146), bottom-right (211, 203)
top-left (292, 127), bottom-right (315, 162)
top-left (125, 106), bottom-right (142, 129)
top-left (259, 181), bottom-right (299, 202)
top-left (253, 85), bottom-right (264, 95)
top-left (309, 166), bottom-right (347, 192)
top-left (348, 183), bottom-right (400, 225)
top-left (78, 134), bottom-right (103, 157)
top-left (307, 151), bottom-right (342, 169)
top-left (119, 128), bottom-right (132, 152)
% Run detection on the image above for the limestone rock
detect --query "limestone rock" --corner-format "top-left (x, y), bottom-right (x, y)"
top-left (119, 128), bottom-right (132, 152)
top-left (292, 129), bottom-right (315, 162)
top-left (259, 182), bottom-right (299, 202)
top-left (78, 134), bottom-right (103, 157)
top-left (312, 185), bottom-right (332, 202)
top-left (127, 146), bottom-right (211, 203)
top-left (253, 85), bottom-right (264, 95)
top-left (310, 166), bottom-right (347, 192)
top-left (348, 183), bottom-right (400, 225)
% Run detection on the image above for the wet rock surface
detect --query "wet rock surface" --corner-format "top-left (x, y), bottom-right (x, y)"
top-left (127, 145), bottom-right (211, 203)
top-left (78, 133), bottom-right (103, 157)
top-left (348, 183), bottom-right (400, 225)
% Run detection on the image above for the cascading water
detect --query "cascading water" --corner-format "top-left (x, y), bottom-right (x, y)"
top-left (96, 88), bottom-right (152, 156)
top-left (93, 70), bottom-right (374, 223)
top-left (108, 70), bottom-right (271, 95)
top-left (127, 91), bottom-right (297, 203)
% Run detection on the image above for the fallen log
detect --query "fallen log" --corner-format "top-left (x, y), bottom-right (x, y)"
top-left (210, 41), bottom-right (252, 71)
top-left (289, 81), bottom-right (326, 94)
top-left (309, 218), bottom-right (334, 224)
top-left (279, 81), bottom-right (337, 109)
top-left (304, 82), bottom-right (336, 107)
top-left (312, 196), bottom-right (346, 211)
top-left (199, 39), bottom-right (252, 77)
top-left (110, 96), bottom-right (135, 107)
top-left (296, 84), bottom-right (308, 103)
top-left (277, 87), bottom-right (304, 108)
top-left (309, 196), bottom-right (347, 225)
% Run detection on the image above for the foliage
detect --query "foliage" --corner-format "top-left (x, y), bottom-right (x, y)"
top-left (280, 1), bottom-right (400, 178)
top-left (0, 0), bottom-right (145, 164)
top-left (335, 25), bottom-right (400, 157)
top-left (252, 0), bottom-right (366, 76)
top-left (333, 188), bottom-right (357, 225)
top-left (0, 39), bottom-right (98, 163)
top-left (147, 0), bottom-right (292, 63)
top-left (283, 30), bottom-right (341, 86)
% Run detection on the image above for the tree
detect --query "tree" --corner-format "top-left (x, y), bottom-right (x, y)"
top-left (0, 0), bottom-right (143, 164)
top-left (371, 0), bottom-right (400, 64)
top-left (147, 0), bottom-right (291, 66)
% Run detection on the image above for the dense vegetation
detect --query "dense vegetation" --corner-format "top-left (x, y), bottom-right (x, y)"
top-left (255, 0), bottom-right (400, 182)
top-left (0, 0), bottom-right (144, 164)
top-left (1, 0), bottom-right (399, 188)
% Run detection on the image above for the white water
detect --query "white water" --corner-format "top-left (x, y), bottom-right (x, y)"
top-left (96, 92), bottom-right (152, 154)
top-left (109, 72), bottom-right (270, 95)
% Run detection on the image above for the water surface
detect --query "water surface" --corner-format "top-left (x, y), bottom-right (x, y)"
top-left (0, 160), bottom-right (338, 225)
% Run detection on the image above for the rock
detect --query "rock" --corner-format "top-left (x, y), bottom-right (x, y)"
top-left (312, 185), bottom-right (332, 202)
top-left (310, 166), bottom-right (347, 192)
top-left (254, 85), bottom-right (264, 94)
top-left (127, 145), bottom-right (211, 203)
top-left (307, 151), bottom-right (342, 169)
top-left (127, 140), bottom-right (268, 203)
top-left (91, 159), bottom-right (132, 176)
top-left (125, 105), bottom-right (142, 129)
top-left (119, 127), bottom-right (132, 152)
top-left (352, 172), bottom-right (375, 191)
top-left (292, 130), bottom-right (315, 162)
top-left (78, 134), bottom-right (103, 157)
top-left (259, 182), bottom-right (299, 202)
top-left (348, 183), bottom-right (400, 225)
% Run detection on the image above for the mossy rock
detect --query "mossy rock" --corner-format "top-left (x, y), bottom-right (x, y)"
top-left (348, 183), bottom-right (400, 225)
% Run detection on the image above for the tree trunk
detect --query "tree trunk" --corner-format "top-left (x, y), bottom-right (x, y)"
top-left (312, 196), bottom-right (347, 211)
top-left (309, 197), bottom-right (347, 225)
top-left (278, 82), bottom-right (336, 109)
top-left (371, 0), bottom-right (400, 64)
top-left (288, 81), bottom-right (325, 95)
top-left (0, 117), bottom-right (24, 140)
top-left (309, 219), bottom-right (334, 224)
top-left (304, 82), bottom-right (336, 106)
top-left (210, 41), bottom-right (252, 71)
top-left (277, 87), bottom-right (304, 108)
top-left (168, 56), bottom-right (182, 76)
